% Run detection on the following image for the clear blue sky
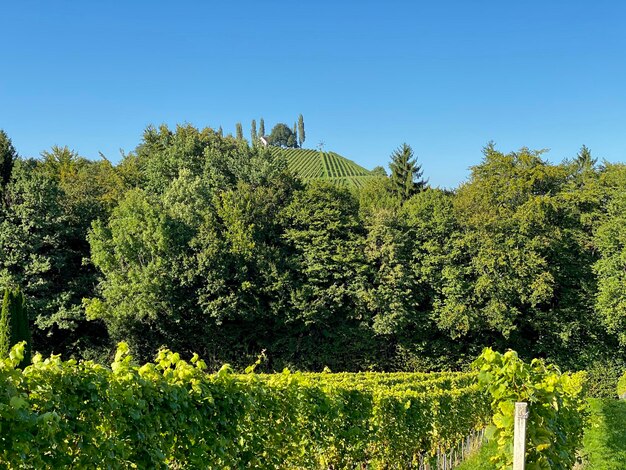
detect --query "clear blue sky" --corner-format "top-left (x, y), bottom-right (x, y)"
top-left (2, 1), bottom-right (626, 188)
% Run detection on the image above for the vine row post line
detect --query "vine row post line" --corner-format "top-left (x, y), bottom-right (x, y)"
top-left (514, 402), bottom-right (528, 470)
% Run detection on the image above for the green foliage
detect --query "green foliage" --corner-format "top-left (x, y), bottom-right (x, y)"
top-left (441, 144), bottom-right (607, 368)
top-left (474, 348), bottom-right (587, 470)
top-left (358, 176), bottom-right (399, 220)
top-left (371, 165), bottom-right (387, 176)
top-left (0, 342), bottom-right (490, 468)
top-left (298, 113), bottom-right (305, 147)
top-left (363, 209), bottom-right (416, 336)
top-left (0, 288), bottom-right (31, 367)
top-left (259, 117), bottom-right (265, 136)
top-left (250, 118), bottom-right (257, 142)
top-left (0, 130), bottom-right (16, 196)
top-left (268, 123), bottom-right (298, 148)
top-left (280, 181), bottom-right (372, 368)
top-left (4, 125), bottom-right (626, 376)
top-left (0, 157), bottom-right (112, 359)
top-left (584, 360), bottom-right (624, 399)
top-left (235, 122), bottom-right (244, 141)
top-left (388, 143), bottom-right (426, 201)
top-left (594, 182), bottom-right (626, 344)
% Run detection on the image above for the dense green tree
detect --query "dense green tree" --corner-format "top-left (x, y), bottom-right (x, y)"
top-left (357, 176), bottom-right (399, 221)
top-left (593, 165), bottom-right (626, 345)
top-left (400, 188), bottom-right (480, 367)
top-left (87, 128), bottom-right (299, 364)
top-left (363, 210), bottom-right (415, 335)
top-left (281, 181), bottom-right (372, 369)
top-left (298, 114), bottom-right (305, 147)
top-left (438, 144), bottom-right (606, 366)
top-left (0, 287), bottom-right (30, 367)
top-left (0, 150), bottom-right (116, 360)
top-left (268, 123), bottom-right (298, 148)
top-left (259, 118), bottom-right (265, 137)
top-left (388, 143), bottom-right (426, 201)
top-left (6, 119), bottom-right (626, 372)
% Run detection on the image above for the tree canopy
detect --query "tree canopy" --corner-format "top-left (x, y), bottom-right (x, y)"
top-left (268, 123), bottom-right (298, 148)
top-left (0, 125), bottom-right (624, 373)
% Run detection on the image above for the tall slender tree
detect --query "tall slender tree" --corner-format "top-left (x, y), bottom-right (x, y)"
top-left (388, 143), bottom-right (426, 201)
top-left (0, 287), bottom-right (31, 367)
top-left (251, 119), bottom-right (257, 143)
top-left (217, 126), bottom-right (223, 137)
top-left (259, 118), bottom-right (265, 137)
top-left (236, 122), bottom-right (244, 141)
top-left (293, 122), bottom-right (298, 147)
top-left (298, 114), bottom-right (305, 147)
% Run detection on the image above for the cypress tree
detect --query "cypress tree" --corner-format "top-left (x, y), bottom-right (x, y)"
top-left (388, 143), bottom-right (426, 201)
top-left (236, 122), bottom-right (244, 141)
top-left (0, 287), bottom-right (31, 367)
top-left (259, 118), bottom-right (265, 137)
top-left (298, 114), bottom-right (305, 147)
top-left (293, 122), bottom-right (298, 147)
top-left (251, 119), bottom-right (257, 143)
top-left (217, 126), bottom-right (223, 137)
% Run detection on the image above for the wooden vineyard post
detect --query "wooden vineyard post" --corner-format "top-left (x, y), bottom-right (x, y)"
top-left (513, 402), bottom-right (528, 470)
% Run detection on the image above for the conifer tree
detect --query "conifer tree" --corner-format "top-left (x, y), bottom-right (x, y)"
top-left (388, 143), bottom-right (426, 201)
top-left (298, 114), bottom-right (305, 147)
top-left (575, 144), bottom-right (597, 170)
top-left (251, 119), bottom-right (257, 142)
top-left (236, 122), bottom-right (243, 141)
top-left (0, 287), bottom-right (31, 367)
top-left (217, 126), bottom-right (223, 137)
top-left (259, 118), bottom-right (265, 137)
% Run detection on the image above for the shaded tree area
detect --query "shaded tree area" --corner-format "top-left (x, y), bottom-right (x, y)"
top-left (1, 125), bottom-right (625, 373)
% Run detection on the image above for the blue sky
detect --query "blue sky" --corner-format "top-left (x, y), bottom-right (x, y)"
top-left (2, 1), bottom-right (626, 188)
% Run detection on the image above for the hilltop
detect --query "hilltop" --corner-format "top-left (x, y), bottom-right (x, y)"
top-left (268, 147), bottom-right (379, 188)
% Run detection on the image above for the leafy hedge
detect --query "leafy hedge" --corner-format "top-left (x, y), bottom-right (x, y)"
top-left (0, 343), bottom-right (490, 469)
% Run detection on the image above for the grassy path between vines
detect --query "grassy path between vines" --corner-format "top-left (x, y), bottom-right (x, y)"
top-left (577, 398), bottom-right (626, 469)
top-left (456, 399), bottom-right (626, 469)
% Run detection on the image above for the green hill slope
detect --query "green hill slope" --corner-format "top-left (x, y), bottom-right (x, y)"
top-left (269, 147), bottom-right (378, 188)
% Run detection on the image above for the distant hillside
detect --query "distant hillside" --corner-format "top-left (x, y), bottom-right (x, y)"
top-left (269, 147), bottom-right (378, 188)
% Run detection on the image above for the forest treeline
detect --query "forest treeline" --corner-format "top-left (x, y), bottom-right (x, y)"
top-left (1, 124), bottom-right (626, 372)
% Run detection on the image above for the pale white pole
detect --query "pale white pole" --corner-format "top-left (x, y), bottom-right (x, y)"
top-left (513, 402), bottom-right (528, 470)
